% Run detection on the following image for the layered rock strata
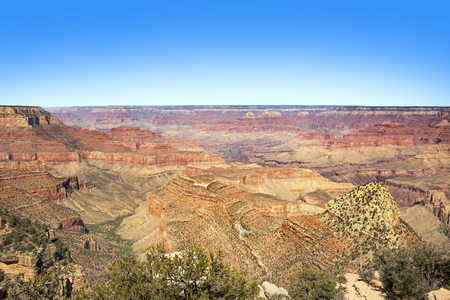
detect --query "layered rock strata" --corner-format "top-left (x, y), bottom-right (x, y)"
top-left (50, 105), bottom-right (445, 134)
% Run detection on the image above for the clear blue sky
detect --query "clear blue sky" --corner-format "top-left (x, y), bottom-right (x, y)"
top-left (0, 0), bottom-right (449, 107)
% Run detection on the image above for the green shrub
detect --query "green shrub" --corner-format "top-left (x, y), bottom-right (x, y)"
top-left (289, 268), bottom-right (346, 300)
top-left (74, 244), bottom-right (260, 300)
top-left (374, 243), bottom-right (450, 300)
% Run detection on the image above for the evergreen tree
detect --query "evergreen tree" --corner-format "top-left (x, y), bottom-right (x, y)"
top-left (374, 243), bottom-right (450, 300)
top-left (74, 244), bottom-right (260, 300)
top-left (289, 268), bottom-right (345, 300)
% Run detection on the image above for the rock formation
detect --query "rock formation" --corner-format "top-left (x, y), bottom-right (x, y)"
top-left (204, 166), bottom-right (355, 207)
top-left (0, 106), bottom-right (63, 128)
top-left (338, 120), bottom-right (422, 147)
top-left (83, 235), bottom-right (100, 251)
top-left (0, 106), bottom-right (226, 226)
top-left (105, 126), bottom-right (167, 144)
top-left (58, 217), bottom-right (89, 233)
top-left (421, 190), bottom-right (450, 234)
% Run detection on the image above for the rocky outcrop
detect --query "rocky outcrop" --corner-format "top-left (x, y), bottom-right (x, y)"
top-left (428, 288), bottom-right (450, 300)
top-left (205, 166), bottom-right (355, 206)
top-left (327, 182), bottom-right (401, 233)
top-left (105, 126), bottom-right (166, 144)
top-left (0, 106), bottom-right (63, 128)
top-left (261, 282), bottom-right (289, 298)
top-left (148, 196), bottom-right (164, 218)
top-left (83, 235), bottom-right (100, 251)
top-left (28, 177), bottom-right (94, 201)
top-left (0, 165), bottom-right (94, 202)
top-left (58, 217), bottom-right (89, 233)
top-left (0, 165), bottom-right (85, 227)
top-left (421, 190), bottom-right (450, 233)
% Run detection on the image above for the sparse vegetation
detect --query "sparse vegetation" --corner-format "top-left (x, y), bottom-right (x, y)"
top-left (289, 268), bottom-right (346, 300)
top-left (55, 217), bottom-right (135, 287)
top-left (73, 244), bottom-right (260, 300)
top-left (0, 209), bottom-right (76, 298)
top-left (374, 243), bottom-right (450, 300)
top-left (0, 209), bottom-right (70, 262)
top-left (9, 267), bottom-right (73, 300)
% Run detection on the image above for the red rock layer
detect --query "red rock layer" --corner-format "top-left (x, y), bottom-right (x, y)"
top-left (0, 164), bottom-right (93, 202)
top-left (106, 126), bottom-right (166, 144)
top-left (0, 185), bottom-right (79, 227)
top-left (79, 149), bottom-right (224, 167)
top-left (417, 114), bottom-right (450, 144)
top-left (303, 120), bottom-right (434, 147)
top-left (58, 217), bottom-right (89, 233)
top-left (0, 107), bottom-right (79, 163)
top-left (28, 177), bottom-right (94, 201)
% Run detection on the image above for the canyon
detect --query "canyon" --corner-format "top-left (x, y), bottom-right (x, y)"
top-left (0, 105), bottom-right (449, 289)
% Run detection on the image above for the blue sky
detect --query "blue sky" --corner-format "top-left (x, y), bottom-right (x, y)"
top-left (0, 0), bottom-right (449, 107)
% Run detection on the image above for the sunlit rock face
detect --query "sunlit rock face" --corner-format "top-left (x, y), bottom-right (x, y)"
top-left (58, 217), bottom-right (89, 233)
